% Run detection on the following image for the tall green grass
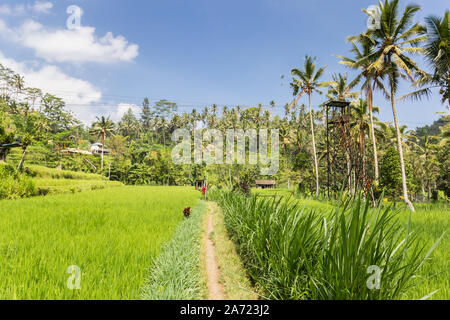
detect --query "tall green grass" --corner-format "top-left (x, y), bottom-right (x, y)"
top-left (33, 178), bottom-right (122, 196)
top-left (396, 203), bottom-right (449, 300)
top-left (0, 186), bottom-right (200, 299)
top-left (141, 202), bottom-right (206, 300)
top-left (27, 165), bottom-right (105, 180)
top-left (214, 192), bottom-right (443, 300)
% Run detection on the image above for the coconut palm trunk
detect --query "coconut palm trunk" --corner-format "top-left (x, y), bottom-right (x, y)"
top-left (367, 86), bottom-right (379, 181)
top-left (17, 148), bottom-right (27, 171)
top-left (308, 94), bottom-right (320, 197)
top-left (101, 132), bottom-right (105, 171)
top-left (390, 86), bottom-right (415, 212)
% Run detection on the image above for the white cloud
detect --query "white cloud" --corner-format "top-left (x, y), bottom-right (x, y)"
top-left (0, 2), bottom-right (51, 16)
top-left (30, 1), bottom-right (53, 14)
top-left (0, 19), bottom-right (139, 63)
top-left (0, 51), bottom-right (102, 123)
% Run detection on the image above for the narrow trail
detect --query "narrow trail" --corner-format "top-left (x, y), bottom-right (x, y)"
top-left (205, 203), bottom-right (226, 300)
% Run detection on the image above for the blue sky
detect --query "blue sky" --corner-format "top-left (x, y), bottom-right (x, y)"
top-left (0, 0), bottom-right (448, 127)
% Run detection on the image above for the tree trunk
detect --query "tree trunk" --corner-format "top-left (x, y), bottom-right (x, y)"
top-left (367, 86), bottom-right (379, 182)
top-left (17, 148), bottom-right (27, 171)
top-left (308, 94), bottom-right (320, 197)
top-left (390, 86), bottom-right (415, 212)
top-left (101, 132), bottom-right (105, 171)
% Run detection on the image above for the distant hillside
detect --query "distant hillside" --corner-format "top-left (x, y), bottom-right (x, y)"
top-left (415, 115), bottom-right (450, 137)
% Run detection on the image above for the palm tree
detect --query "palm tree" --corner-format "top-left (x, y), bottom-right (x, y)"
top-left (326, 73), bottom-right (360, 101)
top-left (378, 122), bottom-right (416, 152)
top-left (91, 116), bottom-right (115, 171)
top-left (291, 56), bottom-right (328, 197)
top-left (17, 133), bottom-right (33, 171)
top-left (350, 99), bottom-right (380, 180)
top-left (401, 11), bottom-right (449, 108)
top-left (12, 74), bottom-right (25, 101)
top-left (337, 36), bottom-right (387, 182)
top-left (366, 0), bottom-right (427, 211)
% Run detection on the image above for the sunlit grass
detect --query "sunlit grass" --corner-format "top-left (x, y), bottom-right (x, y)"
top-left (33, 178), bottom-right (122, 195)
top-left (141, 201), bottom-right (207, 300)
top-left (28, 165), bottom-right (105, 180)
top-left (396, 204), bottom-right (449, 300)
top-left (214, 191), bottom-right (448, 300)
top-left (0, 186), bottom-right (200, 300)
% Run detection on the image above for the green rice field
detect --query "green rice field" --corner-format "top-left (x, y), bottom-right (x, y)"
top-left (0, 186), bottom-right (200, 300)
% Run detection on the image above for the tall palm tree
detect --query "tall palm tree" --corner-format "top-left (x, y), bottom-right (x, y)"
top-left (350, 99), bottom-right (380, 179)
top-left (291, 56), bottom-right (328, 197)
top-left (366, 0), bottom-right (427, 211)
top-left (337, 36), bottom-right (388, 182)
top-left (12, 74), bottom-right (25, 101)
top-left (400, 10), bottom-right (449, 108)
top-left (91, 116), bottom-right (115, 171)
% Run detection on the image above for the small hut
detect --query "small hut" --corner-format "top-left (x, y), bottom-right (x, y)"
top-left (255, 180), bottom-right (276, 189)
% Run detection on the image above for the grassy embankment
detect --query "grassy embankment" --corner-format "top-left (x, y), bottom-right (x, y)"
top-left (28, 165), bottom-right (122, 195)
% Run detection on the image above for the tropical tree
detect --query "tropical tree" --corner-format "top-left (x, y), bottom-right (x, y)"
top-left (291, 56), bottom-right (328, 197)
top-left (91, 116), bottom-right (115, 171)
top-left (401, 10), bottom-right (449, 108)
top-left (366, 0), bottom-right (427, 211)
top-left (337, 35), bottom-right (387, 181)
top-left (141, 97), bottom-right (153, 132)
top-left (17, 133), bottom-right (33, 171)
top-left (326, 73), bottom-right (360, 101)
top-left (119, 108), bottom-right (139, 139)
top-left (350, 99), bottom-right (380, 180)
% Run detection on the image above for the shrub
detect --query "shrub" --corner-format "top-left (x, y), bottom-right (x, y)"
top-left (0, 163), bottom-right (36, 200)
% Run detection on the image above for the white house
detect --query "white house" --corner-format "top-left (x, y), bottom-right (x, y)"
top-left (90, 143), bottom-right (110, 155)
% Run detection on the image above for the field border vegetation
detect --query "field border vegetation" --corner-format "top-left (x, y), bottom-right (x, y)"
top-left (213, 191), bottom-right (444, 300)
top-left (141, 201), bottom-right (207, 300)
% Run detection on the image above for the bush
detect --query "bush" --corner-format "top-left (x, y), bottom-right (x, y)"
top-left (215, 191), bottom-right (442, 300)
top-left (0, 163), bottom-right (36, 200)
top-left (379, 147), bottom-right (414, 202)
